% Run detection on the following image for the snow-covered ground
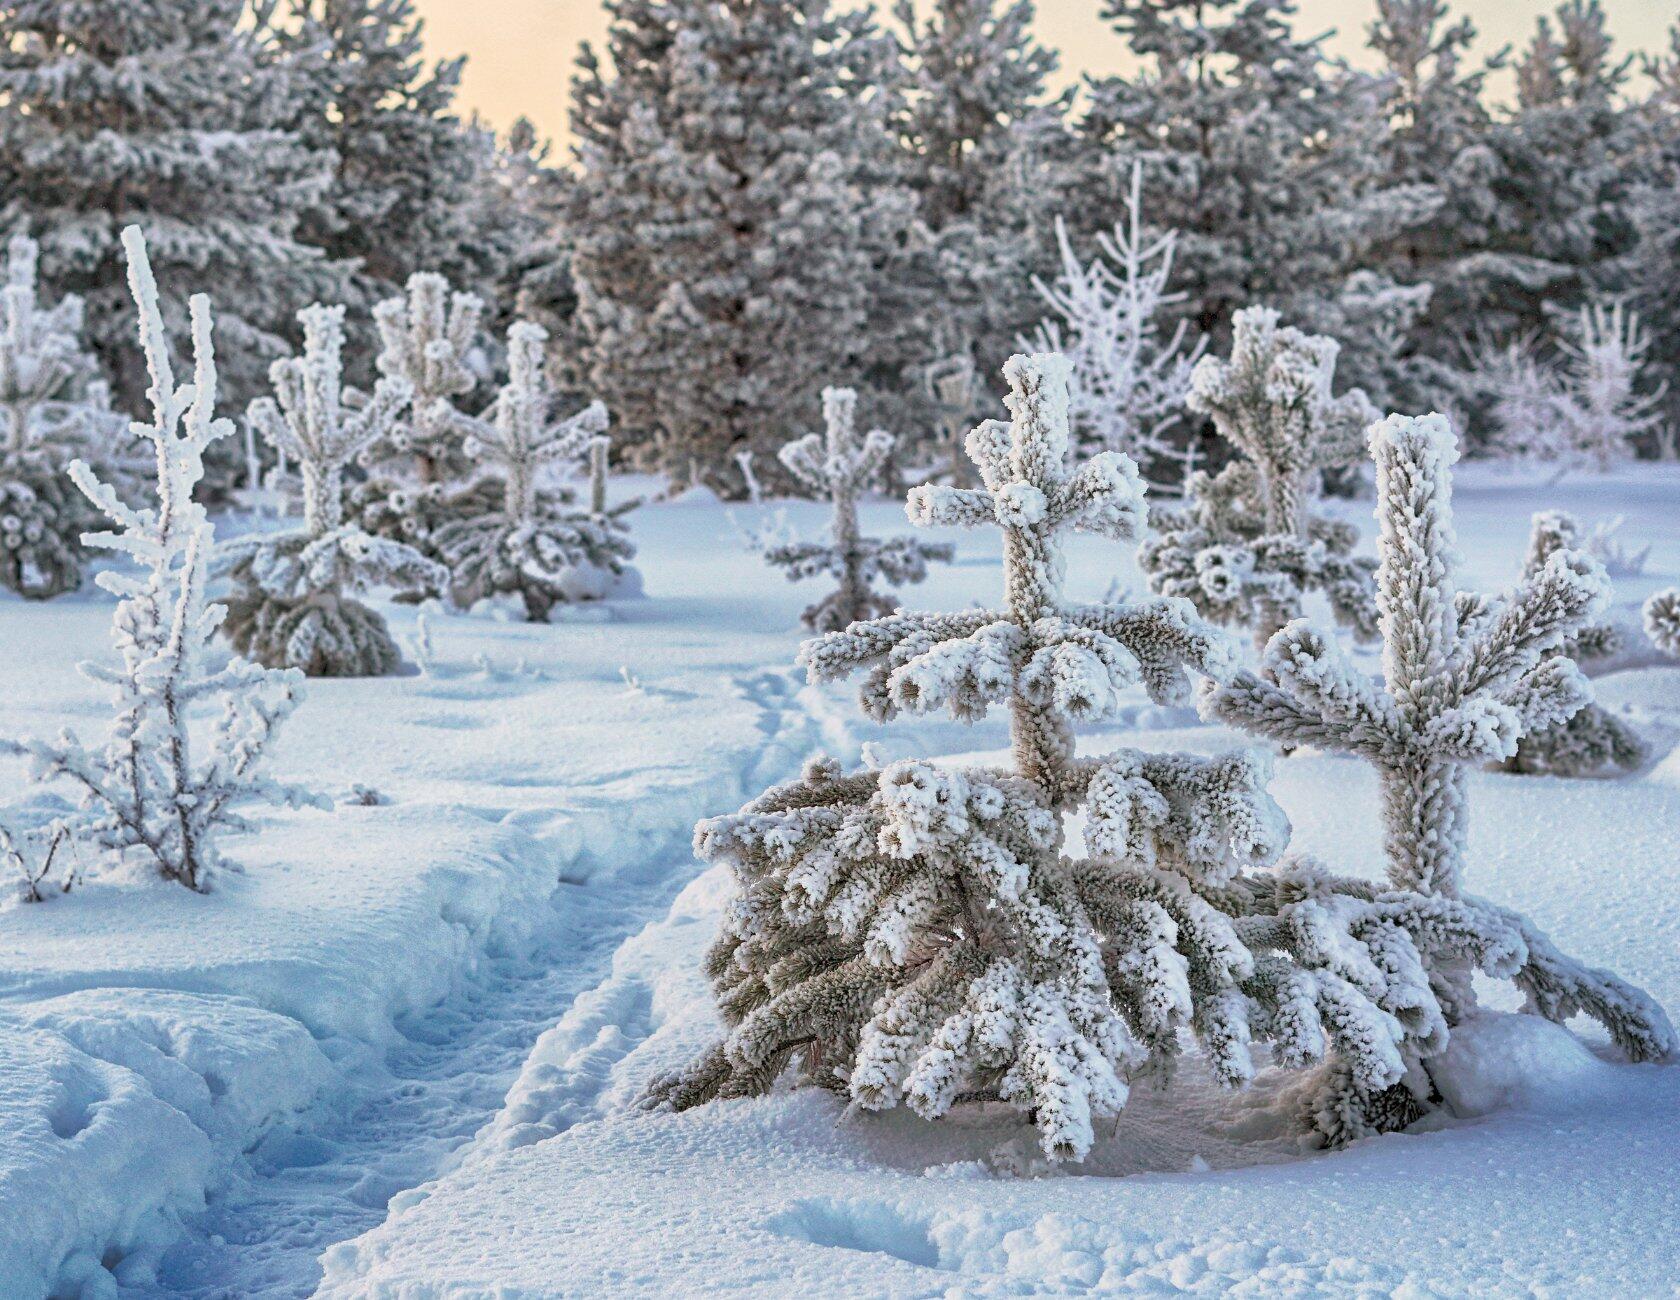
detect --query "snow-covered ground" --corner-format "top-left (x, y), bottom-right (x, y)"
top-left (1, 465), bottom-right (1677, 1297)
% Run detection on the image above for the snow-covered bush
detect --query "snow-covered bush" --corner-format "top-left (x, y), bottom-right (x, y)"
top-left (1646, 589), bottom-right (1680, 658)
top-left (1140, 308), bottom-right (1380, 649)
top-left (0, 228), bottom-right (324, 892)
top-left (0, 235), bottom-right (131, 599)
top-left (1027, 164), bottom-right (1201, 484)
top-left (1484, 302), bottom-right (1665, 468)
top-left (218, 304), bottom-right (447, 676)
top-left (1205, 412), bottom-right (1673, 1136)
top-left (351, 272), bottom-right (497, 550)
top-left (431, 322), bottom-right (633, 621)
top-left (760, 387), bottom-right (952, 631)
top-left (644, 355), bottom-right (1543, 1161)
top-left (1499, 512), bottom-right (1643, 777)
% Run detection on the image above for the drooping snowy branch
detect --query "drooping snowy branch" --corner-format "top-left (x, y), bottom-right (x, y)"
top-left (760, 387), bottom-right (952, 631)
top-left (1141, 308), bottom-right (1380, 648)
top-left (1, 227), bottom-right (325, 891)
top-left (218, 303), bottom-right (447, 675)
top-left (430, 321), bottom-right (635, 620)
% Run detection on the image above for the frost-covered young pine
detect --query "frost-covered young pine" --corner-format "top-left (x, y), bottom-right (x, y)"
top-left (1141, 308), bottom-right (1380, 648)
top-left (760, 388), bottom-right (953, 631)
top-left (1499, 511), bottom-right (1644, 777)
top-left (645, 355), bottom-right (1541, 1160)
top-left (0, 229), bottom-right (324, 892)
top-left (431, 322), bottom-right (633, 620)
top-left (1027, 164), bottom-right (1201, 484)
top-left (352, 272), bottom-right (497, 549)
top-left (1205, 412), bottom-right (1673, 1132)
top-left (0, 234), bottom-right (128, 599)
top-left (218, 304), bottom-right (447, 675)
top-left (1646, 588), bottom-right (1680, 658)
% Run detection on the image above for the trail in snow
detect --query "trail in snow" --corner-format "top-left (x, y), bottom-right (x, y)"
top-left (140, 669), bottom-right (815, 1299)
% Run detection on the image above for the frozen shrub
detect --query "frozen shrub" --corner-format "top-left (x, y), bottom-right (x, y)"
top-left (1, 228), bottom-right (324, 891)
top-left (760, 387), bottom-right (952, 631)
top-left (218, 303), bottom-right (447, 675)
top-left (1141, 308), bottom-right (1380, 649)
top-left (1205, 412), bottom-right (1673, 1137)
top-left (645, 356), bottom-right (1538, 1160)
top-left (1646, 588), bottom-right (1680, 658)
top-left (431, 322), bottom-right (633, 620)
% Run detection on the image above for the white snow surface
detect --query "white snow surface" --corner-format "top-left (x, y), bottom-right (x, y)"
top-left (0, 466), bottom-right (1677, 1296)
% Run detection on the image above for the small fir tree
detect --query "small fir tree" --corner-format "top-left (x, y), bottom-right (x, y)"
top-left (351, 272), bottom-right (498, 551)
top-left (1499, 511), bottom-right (1644, 777)
top-left (218, 304), bottom-right (448, 676)
top-left (760, 387), bottom-right (953, 632)
top-left (644, 355), bottom-right (1546, 1160)
top-left (1027, 163), bottom-right (1202, 486)
top-left (431, 322), bottom-right (633, 621)
top-left (1204, 411), bottom-right (1673, 1133)
top-left (1140, 308), bottom-right (1380, 649)
top-left (0, 234), bottom-right (132, 598)
top-left (0, 228), bottom-right (324, 891)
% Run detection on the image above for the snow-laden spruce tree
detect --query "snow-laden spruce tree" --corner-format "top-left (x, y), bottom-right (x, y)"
top-left (217, 304), bottom-right (447, 676)
top-left (1141, 308), bottom-right (1380, 649)
top-left (1204, 412), bottom-right (1672, 1131)
top-left (1027, 164), bottom-right (1202, 486)
top-left (351, 272), bottom-right (497, 551)
top-left (0, 234), bottom-right (132, 598)
top-left (644, 355), bottom-right (1547, 1160)
top-left (0, 229), bottom-right (323, 891)
top-left (1499, 511), bottom-right (1644, 777)
top-left (431, 322), bottom-right (633, 620)
top-left (0, 0), bottom-right (343, 426)
top-left (761, 388), bottom-right (953, 632)
top-left (1646, 589), bottom-right (1680, 658)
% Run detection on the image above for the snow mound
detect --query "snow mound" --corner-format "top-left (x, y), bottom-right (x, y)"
top-left (1431, 1012), bottom-right (1617, 1119)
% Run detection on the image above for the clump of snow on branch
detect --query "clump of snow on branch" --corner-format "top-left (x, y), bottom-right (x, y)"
top-left (0, 228), bottom-right (325, 892)
top-left (431, 321), bottom-right (634, 621)
top-left (645, 354), bottom-right (1540, 1162)
top-left (1498, 511), bottom-right (1644, 777)
top-left (759, 387), bottom-right (952, 631)
top-left (217, 303), bottom-right (447, 675)
top-left (1028, 163), bottom-right (1201, 486)
top-left (0, 234), bottom-right (133, 598)
top-left (1141, 307), bottom-right (1380, 648)
top-left (1204, 410), bottom-right (1673, 1139)
top-left (1646, 588), bottom-right (1680, 658)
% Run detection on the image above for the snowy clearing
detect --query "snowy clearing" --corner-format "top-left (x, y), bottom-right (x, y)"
top-left (1, 465), bottom-right (1664, 1296)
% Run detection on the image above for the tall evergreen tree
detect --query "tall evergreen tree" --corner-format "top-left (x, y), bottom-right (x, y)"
top-left (1071, 0), bottom-right (1437, 364)
top-left (566, 0), bottom-right (914, 496)
top-left (0, 0), bottom-right (342, 417)
top-left (279, 0), bottom-right (504, 317)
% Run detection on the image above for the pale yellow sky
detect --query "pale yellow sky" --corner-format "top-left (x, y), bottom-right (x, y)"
top-left (412, 0), bottom-right (1675, 150)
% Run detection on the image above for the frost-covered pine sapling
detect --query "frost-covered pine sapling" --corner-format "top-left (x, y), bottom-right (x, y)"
top-left (760, 387), bottom-right (953, 632)
top-left (645, 356), bottom-right (1535, 1161)
top-left (0, 234), bottom-right (127, 598)
top-left (352, 271), bottom-right (497, 548)
top-left (1142, 307), bottom-right (1381, 649)
top-left (0, 228), bottom-right (325, 892)
top-left (1646, 589), bottom-right (1680, 658)
top-left (1500, 511), bottom-right (1644, 777)
top-left (1027, 163), bottom-right (1201, 483)
top-left (218, 303), bottom-right (448, 676)
top-left (1205, 413), bottom-right (1673, 1131)
top-left (430, 322), bottom-right (631, 621)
